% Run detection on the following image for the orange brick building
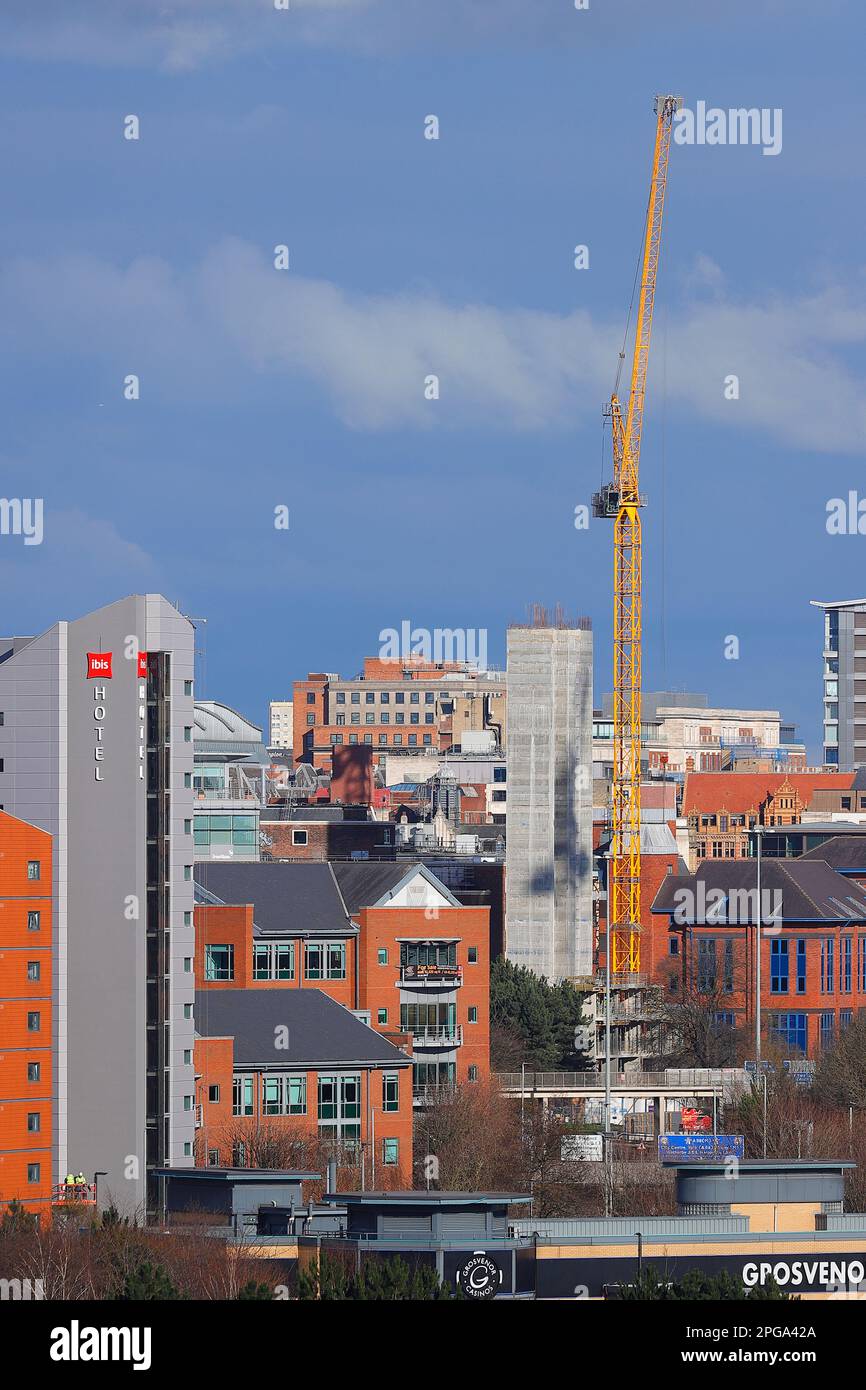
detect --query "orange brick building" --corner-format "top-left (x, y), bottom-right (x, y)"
top-left (0, 811), bottom-right (53, 1219)
top-left (193, 989), bottom-right (413, 1184)
top-left (195, 861), bottom-right (490, 1105)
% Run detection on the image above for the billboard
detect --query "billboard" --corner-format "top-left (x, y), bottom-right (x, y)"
top-left (658, 1134), bottom-right (744, 1161)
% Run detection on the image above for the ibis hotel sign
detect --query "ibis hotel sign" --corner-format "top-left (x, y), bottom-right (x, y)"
top-left (84, 648), bottom-right (148, 781)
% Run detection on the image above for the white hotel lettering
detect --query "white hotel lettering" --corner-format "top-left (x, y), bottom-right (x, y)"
top-left (93, 687), bottom-right (107, 780)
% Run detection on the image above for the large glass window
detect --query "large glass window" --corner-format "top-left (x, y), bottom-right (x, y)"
top-left (263, 1075), bottom-right (306, 1115)
top-left (769, 1012), bottom-right (807, 1054)
top-left (253, 941), bottom-right (295, 980)
top-left (400, 941), bottom-right (457, 970)
top-left (697, 938), bottom-right (716, 993)
top-left (305, 941), bottom-right (346, 980)
top-left (232, 1076), bottom-right (254, 1116)
top-left (770, 939), bottom-right (789, 995)
top-left (400, 1002), bottom-right (457, 1035)
top-left (382, 1073), bottom-right (399, 1112)
top-left (205, 944), bottom-right (234, 981)
top-left (317, 1074), bottom-right (361, 1142)
top-left (821, 937), bottom-right (835, 994)
top-left (796, 939), bottom-right (807, 994)
top-left (842, 936), bottom-right (852, 994)
top-left (195, 813), bottom-right (257, 848)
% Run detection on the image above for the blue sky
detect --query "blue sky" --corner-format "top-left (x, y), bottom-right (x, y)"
top-left (0, 0), bottom-right (863, 756)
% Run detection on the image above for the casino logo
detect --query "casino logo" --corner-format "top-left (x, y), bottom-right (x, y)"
top-left (456, 1251), bottom-right (502, 1300)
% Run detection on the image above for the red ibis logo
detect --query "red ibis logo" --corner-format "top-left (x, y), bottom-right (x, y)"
top-left (86, 652), bottom-right (112, 679)
top-left (137, 651), bottom-right (148, 678)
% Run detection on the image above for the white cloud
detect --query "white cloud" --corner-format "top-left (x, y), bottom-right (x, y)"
top-left (2, 237), bottom-right (866, 451)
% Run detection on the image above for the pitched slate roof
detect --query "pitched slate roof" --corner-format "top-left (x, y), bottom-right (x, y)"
top-left (195, 988), bottom-right (409, 1068)
top-left (332, 861), bottom-right (460, 914)
top-left (651, 858), bottom-right (866, 923)
top-left (799, 836), bottom-right (866, 873)
top-left (194, 862), bottom-right (355, 937)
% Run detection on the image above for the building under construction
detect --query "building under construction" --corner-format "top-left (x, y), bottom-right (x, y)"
top-left (505, 607), bottom-right (593, 981)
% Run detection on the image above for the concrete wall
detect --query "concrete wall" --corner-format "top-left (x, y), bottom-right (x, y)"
top-left (505, 626), bottom-right (593, 980)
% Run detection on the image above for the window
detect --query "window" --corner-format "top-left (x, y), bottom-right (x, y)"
top-left (468, 1006), bottom-right (478, 1023)
top-left (796, 939), bottom-right (807, 994)
top-left (317, 1074), bottom-right (361, 1142)
top-left (26, 961), bottom-right (40, 982)
top-left (232, 1076), bottom-right (254, 1117)
top-left (770, 1012), bottom-right (807, 1054)
top-left (263, 1075), bottom-right (307, 1116)
top-left (424, 713), bottom-right (434, 724)
top-left (821, 937), bottom-right (835, 994)
top-left (184, 866), bottom-right (192, 881)
top-left (410, 712), bottom-right (420, 725)
top-left (423, 734), bottom-right (432, 745)
top-left (697, 938), bottom-right (717, 993)
top-left (27, 1112), bottom-right (40, 1133)
top-left (860, 935), bottom-right (866, 992)
top-left (378, 1008), bottom-right (388, 1025)
top-left (494, 766), bottom-right (506, 782)
top-left (820, 1011), bottom-right (835, 1050)
top-left (208, 1085), bottom-right (220, 1103)
top-left (205, 944), bottom-right (234, 981)
top-left (306, 713), bottom-right (315, 725)
top-left (27, 1012), bottom-right (40, 1032)
top-left (184, 818), bottom-right (192, 834)
top-left (26, 860), bottom-right (40, 881)
top-left (183, 1094), bottom-right (194, 1112)
top-left (395, 692), bottom-right (404, 704)
top-left (382, 1073), bottom-right (399, 1112)
top-left (292, 829), bottom-right (308, 846)
top-left (27, 1164), bottom-right (40, 1184)
top-left (408, 734), bottom-right (417, 746)
top-left (382, 1138), bottom-right (399, 1166)
top-left (184, 958), bottom-right (192, 972)
top-left (378, 948), bottom-right (388, 965)
top-left (365, 713), bottom-right (375, 725)
top-left (184, 726), bottom-right (192, 743)
top-left (841, 1009), bottom-right (853, 1031)
top-left (395, 713), bottom-right (404, 725)
top-left (842, 936), bottom-right (853, 994)
top-left (253, 942), bottom-right (295, 981)
top-left (307, 691), bottom-right (316, 704)
top-left (380, 692), bottom-right (390, 704)
top-left (366, 692), bottom-right (375, 704)
top-left (184, 1003), bottom-right (193, 1019)
top-left (351, 692), bottom-right (360, 704)
top-left (305, 941), bottom-right (346, 980)
top-left (208, 1149), bottom-right (220, 1167)
top-left (468, 946), bottom-right (478, 964)
top-left (27, 911), bottom-right (40, 932)
top-left (410, 692), bottom-right (419, 704)
top-left (336, 692), bottom-right (345, 704)
top-left (770, 939), bottom-right (789, 994)
top-left (722, 940), bottom-right (734, 993)
top-left (27, 1062), bottom-right (40, 1082)
top-left (400, 942), bottom-right (457, 970)
top-left (468, 1065), bottom-right (479, 1082)
top-left (184, 772), bottom-right (192, 787)
top-left (184, 680), bottom-right (193, 695)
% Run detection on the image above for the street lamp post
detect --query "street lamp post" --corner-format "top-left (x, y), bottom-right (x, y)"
top-left (755, 827), bottom-right (763, 1064)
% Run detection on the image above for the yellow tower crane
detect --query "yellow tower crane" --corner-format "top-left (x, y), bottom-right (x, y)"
top-left (592, 95), bottom-right (682, 975)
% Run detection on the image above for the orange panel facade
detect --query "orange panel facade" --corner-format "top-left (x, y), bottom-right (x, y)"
top-left (0, 811), bottom-right (53, 1219)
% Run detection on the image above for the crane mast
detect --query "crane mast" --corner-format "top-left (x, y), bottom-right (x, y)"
top-left (593, 95), bottom-right (681, 976)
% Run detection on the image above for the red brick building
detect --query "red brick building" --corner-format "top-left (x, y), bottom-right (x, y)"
top-left (259, 807), bottom-right (397, 863)
top-left (0, 811), bottom-right (53, 1219)
top-left (652, 857), bottom-right (866, 1058)
top-left (195, 861), bottom-right (490, 1105)
top-left (194, 989), bottom-right (413, 1185)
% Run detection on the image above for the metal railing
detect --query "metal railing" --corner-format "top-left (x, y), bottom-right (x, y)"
top-left (406, 1024), bottom-right (463, 1046)
top-left (496, 1069), bottom-right (731, 1091)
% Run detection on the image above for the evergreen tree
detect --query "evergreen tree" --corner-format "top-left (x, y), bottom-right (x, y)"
top-left (118, 1261), bottom-right (183, 1301)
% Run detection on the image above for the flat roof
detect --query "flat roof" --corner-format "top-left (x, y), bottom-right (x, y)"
top-left (323, 1190), bottom-right (531, 1205)
top-left (155, 1167), bottom-right (320, 1182)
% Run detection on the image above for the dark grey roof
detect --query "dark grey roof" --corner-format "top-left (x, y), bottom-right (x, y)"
top-left (799, 836), bottom-right (866, 872)
top-left (195, 989), bottom-right (410, 1068)
top-left (332, 861), bottom-right (460, 914)
top-left (194, 862), bottom-right (355, 937)
top-left (324, 1191), bottom-right (531, 1205)
top-left (651, 858), bottom-right (866, 923)
top-left (260, 805), bottom-right (374, 823)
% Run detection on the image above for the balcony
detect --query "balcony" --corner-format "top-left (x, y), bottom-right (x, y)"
top-left (412, 1084), bottom-right (457, 1107)
top-left (405, 1023), bottom-right (463, 1048)
top-left (399, 964), bottom-right (462, 988)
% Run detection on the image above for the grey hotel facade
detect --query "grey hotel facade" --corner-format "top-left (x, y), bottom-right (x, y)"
top-left (0, 595), bottom-right (196, 1214)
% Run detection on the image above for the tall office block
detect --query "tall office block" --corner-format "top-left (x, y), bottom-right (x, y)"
top-left (505, 615), bottom-right (593, 981)
top-left (0, 596), bottom-right (196, 1215)
top-left (811, 598), bottom-right (866, 770)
